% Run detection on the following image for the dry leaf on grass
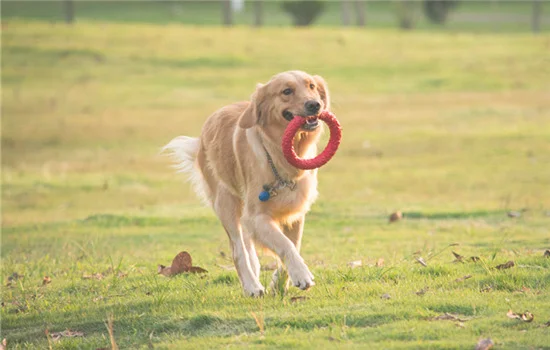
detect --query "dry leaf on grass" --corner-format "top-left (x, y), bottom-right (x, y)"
top-left (42, 276), bottom-right (52, 285)
top-left (495, 261), bottom-right (515, 270)
top-left (431, 313), bottom-right (471, 322)
top-left (480, 286), bottom-right (493, 293)
top-left (470, 256), bottom-right (481, 262)
top-left (348, 260), bottom-right (362, 268)
top-left (389, 211), bottom-right (402, 223)
top-left (416, 287), bottom-right (429, 296)
top-left (544, 250), bottom-right (550, 258)
top-left (475, 338), bottom-right (494, 350)
top-left (507, 211), bottom-right (521, 218)
top-left (49, 329), bottom-right (85, 341)
top-left (290, 296), bottom-right (309, 303)
top-left (375, 258), bottom-right (385, 267)
top-left (454, 275), bottom-right (472, 283)
top-left (543, 320), bottom-right (550, 327)
top-left (82, 273), bottom-right (104, 280)
top-left (381, 293), bottom-right (391, 300)
top-left (416, 257), bottom-right (428, 267)
top-left (506, 310), bottom-right (534, 322)
top-left (158, 251), bottom-right (208, 277)
top-left (452, 251), bottom-right (464, 262)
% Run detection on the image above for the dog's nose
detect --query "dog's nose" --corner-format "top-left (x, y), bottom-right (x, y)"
top-left (304, 100), bottom-right (321, 115)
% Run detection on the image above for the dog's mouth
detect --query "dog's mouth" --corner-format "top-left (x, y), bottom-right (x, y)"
top-left (282, 110), bottom-right (320, 131)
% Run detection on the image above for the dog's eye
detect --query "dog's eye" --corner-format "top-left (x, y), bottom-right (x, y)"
top-left (309, 84), bottom-right (315, 89)
top-left (282, 88), bottom-right (293, 95)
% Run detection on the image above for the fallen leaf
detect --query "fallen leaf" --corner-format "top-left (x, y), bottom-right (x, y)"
top-left (416, 287), bottom-right (429, 296)
top-left (544, 250), bottom-right (550, 258)
top-left (8, 272), bottom-right (23, 281)
top-left (495, 261), bottom-right (515, 270)
top-left (431, 313), bottom-right (470, 322)
top-left (454, 274), bottom-right (472, 283)
top-left (507, 211), bottom-right (521, 218)
top-left (348, 260), bottom-right (362, 268)
top-left (158, 251), bottom-right (207, 277)
top-left (375, 258), bottom-right (385, 267)
top-left (290, 296), bottom-right (309, 303)
top-left (470, 256), bottom-right (481, 262)
top-left (42, 276), bottom-right (52, 285)
top-left (381, 293), bottom-right (391, 300)
top-left (507, 309), bottom-right (534, 322)
top-left (389, 211), bottom-right (402, 223)
top-left (543, 320), bottom-right (550, 327)
top-left (480, 285), bottom-right (493, 293)
top-left (416, 257), bottom-right (427, 267)
top-left (475, 338), bottom-right (494, 350)
top-left (452, 251), bottom-right (464, 262)
top-left (50, 329), bottom-right (84, 341)
top-left (82, 273), bottom-right (104, 280)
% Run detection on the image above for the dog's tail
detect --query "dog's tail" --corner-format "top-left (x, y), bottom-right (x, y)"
top-left (162, 136), bottom-right (211, 206)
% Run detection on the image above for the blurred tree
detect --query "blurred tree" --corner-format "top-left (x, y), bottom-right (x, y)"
top-left (396, 0), bottom-right (415, 30)
top-left (423, 0), bottom-right (459, 24)
top-left (281, 1), bottom-right (326, 26)
top-left (354, 0), bottom-right (366, 26)
top-left (222, 0), bottom-right (232, 26)
top-left (341, 0), bottom-right (351, 26)
top-left (253, 0), bottom-right (263, 27)
top-left (63, 0), bottom-right (74, 24)
top-left (532, 0), bottom-right (542, 33)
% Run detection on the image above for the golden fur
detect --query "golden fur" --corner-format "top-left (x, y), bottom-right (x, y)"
top-left (164, 71), bottom-right (330, 296)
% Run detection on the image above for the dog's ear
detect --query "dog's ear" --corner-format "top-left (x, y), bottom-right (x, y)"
top-left (313, 75), bottom-right (330, 111)
top-left (239, 83), bottom-right (265, 129)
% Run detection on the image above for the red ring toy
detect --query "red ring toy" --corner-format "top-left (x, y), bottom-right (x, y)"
top-left (282, 111), bottom-right (342, 170)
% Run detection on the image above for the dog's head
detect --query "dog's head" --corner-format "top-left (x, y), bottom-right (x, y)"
top-left (238, 71), bottom-right (330, 140)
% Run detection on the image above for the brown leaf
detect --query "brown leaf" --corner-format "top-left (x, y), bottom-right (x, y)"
top-left (475, 338), bottom-right (494, 350)
top-left (188, 266), bottom-right (208, 274)
top-left (8, 272), bottom-right (23, 281)
top-left (470, 256), bottom-right (481, 262)
top-left (452, 251), bottom-right (464, 262)
top-left (480, 285), bottom-right (492, 293)
top-left (507, 309), bottom-right (534, 322)
top-left (50, 329), bottom-right (84, 341)
top-left (495, 261), bottom-right (515, 270)
top-left (158, 251), bottom-right (207, 277)
top-left (375, 258), bottom-right (385, 267)
top-left (82, 273), bottom-right (104, 280)
top-left (415, 257), bottom-right (427, 267)
top-left (544, 250), bottom-right (550, 258)
top-left (42, 276), bottom-right (52, 285)
top-left (290, 296), bottom-right (309, 303)
top-left (380, 293), bottom-right (391, 300)
top-left (389, 211), bottom-right (402, 223)
top-left (507, 211), bottom-right (521, 218)
top-left (454, 275), bottom-right (472, 283)
top-left (543, 320), bottom-right (550, 327)
top-left (416, 287), bottom-right (429, 296)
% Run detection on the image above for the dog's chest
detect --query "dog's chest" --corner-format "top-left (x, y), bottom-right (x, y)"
top-left (267, 172), bottom-right (319, 219)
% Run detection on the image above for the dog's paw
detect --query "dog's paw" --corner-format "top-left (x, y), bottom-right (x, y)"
top-left (288, 264), bottom-right (315, 290)
top-left (243, 282), bottom-right (265, 297)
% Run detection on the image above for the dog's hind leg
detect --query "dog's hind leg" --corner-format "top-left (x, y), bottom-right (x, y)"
top-left (214, 188), bottom-right (265, 297)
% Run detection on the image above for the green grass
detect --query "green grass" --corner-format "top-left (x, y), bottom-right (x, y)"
top-left (2, 19), bottom-right (550, 348)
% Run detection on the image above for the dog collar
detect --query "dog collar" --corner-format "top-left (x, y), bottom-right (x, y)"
top-left (258, 143), bottom-right (296, 202)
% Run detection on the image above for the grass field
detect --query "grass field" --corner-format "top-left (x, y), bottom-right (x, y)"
top-left (2, 18), bottom-right (550, 348)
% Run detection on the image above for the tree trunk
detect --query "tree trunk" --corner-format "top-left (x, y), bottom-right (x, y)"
top-left (341, 0), bottom-right (351, 26)
top-left (354, 0), bottom-right (366, 26)
top-left (253, 0), bottom-right (263, 27)
top-left (532, 0), bottom-right (542, 33)
top-left (398, 0), bottom-right (414, 30)
top-left (222, 0), bottom-right (232, 26)
top-left (63, 0), bottom-right (74, 24)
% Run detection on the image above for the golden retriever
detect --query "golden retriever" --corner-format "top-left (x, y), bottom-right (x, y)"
top-left (164, 71), bottom-right (330, 296)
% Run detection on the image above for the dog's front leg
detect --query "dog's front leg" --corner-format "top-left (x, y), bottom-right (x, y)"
top-left (271, 217), bottom-right (305, 292)
top-left (244, 214), bottom-right (314, 290)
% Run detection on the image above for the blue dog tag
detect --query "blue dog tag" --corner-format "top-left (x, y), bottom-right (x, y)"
top-left (259, 191), bottom-right (270, 202)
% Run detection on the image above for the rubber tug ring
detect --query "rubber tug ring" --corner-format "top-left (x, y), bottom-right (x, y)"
top-left (282, 111), bottom-right (342, 170)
